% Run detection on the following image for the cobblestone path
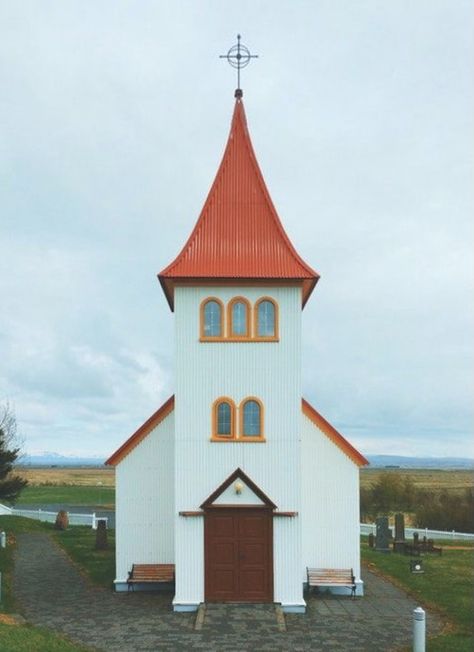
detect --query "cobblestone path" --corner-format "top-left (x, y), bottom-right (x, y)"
top-left (12, 533), bottom-right (443, 651)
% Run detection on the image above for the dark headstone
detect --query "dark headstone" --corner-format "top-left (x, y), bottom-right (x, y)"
top-left (393, 512), bottom-right (406, 552)
top-left (95, 519), bottom-right (108, 550)
top-left (375, 516), bottom-right (391, 552)
top-left (368, 533), bottom-right (374, 548)
top-left (54, 510), bottom-right (69, 530)
top-left (395, 513), bottom-right (405, 542)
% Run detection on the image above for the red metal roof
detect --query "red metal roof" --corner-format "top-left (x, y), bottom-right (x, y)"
top-left (302, 399), bottom-right (369, 467)
top-left (106, 395), bottom-right (368, 467)
top-left (105, 395), bottom-right (174, 466)
top-left (159, 97), bottom-right (319, 310)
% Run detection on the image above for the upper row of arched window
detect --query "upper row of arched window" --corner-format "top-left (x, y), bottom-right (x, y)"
top-left (200, 297), bottom-right (278, 341)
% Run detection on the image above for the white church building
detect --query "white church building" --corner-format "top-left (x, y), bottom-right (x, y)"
top-left (106, 89), bottom-right (368, 613)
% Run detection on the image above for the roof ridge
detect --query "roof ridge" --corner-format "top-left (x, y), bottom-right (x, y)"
top-left (106, 395), bottom-right (367, 467)
top-left (302, 398), bottom-right (369, 467)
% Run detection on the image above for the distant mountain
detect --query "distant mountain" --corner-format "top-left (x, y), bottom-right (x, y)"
top-left (18, 451), bottom-right (106, 467)
top-left (16, 451), bottom-right (474, 470)
top-left (366, 455), bottom-right (474, 469)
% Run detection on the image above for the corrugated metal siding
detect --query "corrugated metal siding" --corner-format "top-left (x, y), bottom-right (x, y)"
top-left (174, 285), bottom-right (304, 606)
top-left (115, 411), bottom-right (175, 581)
top-left (301, 412), bottom-right (361, 582)
top-left (274, 517), bottom-right (304, 604)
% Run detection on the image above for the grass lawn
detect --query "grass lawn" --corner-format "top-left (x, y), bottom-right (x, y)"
top-left (15, 484), bottom-right (115, 508)
top-left (0, 516), bottom-right (92, 651)
top-left (0, 623), bottom-right (91, 652)
top-left (52, 525), bottom-right (115, 588)
top-left (362, 540), bottom-right (474, 652)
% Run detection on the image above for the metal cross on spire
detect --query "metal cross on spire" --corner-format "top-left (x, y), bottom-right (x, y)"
top-left (220, 34), bottom-right (258, 98)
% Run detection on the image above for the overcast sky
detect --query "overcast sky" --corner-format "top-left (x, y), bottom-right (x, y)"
top-left (1, 1), bottom-right (473, 459)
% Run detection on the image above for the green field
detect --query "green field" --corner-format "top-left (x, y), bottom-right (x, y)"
top-left (15, 484), bottom-right (115, 508)
top-left (362, 541), bottom-right (474, 651)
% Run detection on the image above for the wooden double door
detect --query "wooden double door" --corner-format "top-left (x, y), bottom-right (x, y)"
top-left (204, 507), bottom-right (273, 602)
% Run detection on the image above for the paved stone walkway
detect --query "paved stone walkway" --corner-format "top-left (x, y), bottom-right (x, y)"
top-left (12, 533), bottom-right (443, 651)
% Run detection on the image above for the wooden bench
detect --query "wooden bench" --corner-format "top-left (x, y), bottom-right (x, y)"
top-left (307, 568), bottom-right (356, 598)
top-left (127, 564), bottom-right (175, 591)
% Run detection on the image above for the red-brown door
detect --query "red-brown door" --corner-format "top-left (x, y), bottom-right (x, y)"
top-left (204, 508), bottom-right (273, 602)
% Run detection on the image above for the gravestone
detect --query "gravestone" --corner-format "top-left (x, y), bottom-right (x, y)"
top-left (368, 532), bottom-right (374, 548)
top-left (54, 510), bottom-right (69, 530)
top-left (395, 513), bottom-right (405, 541)
top-left (393, 512), bottom-right (406, 553)
top-left (95, 519), bottom-right (108, 550)
top-left (375, 516), bottom-right (391, 553)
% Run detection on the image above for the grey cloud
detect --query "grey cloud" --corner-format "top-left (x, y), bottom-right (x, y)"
top-left (1, 1), bottom-right (472, 457)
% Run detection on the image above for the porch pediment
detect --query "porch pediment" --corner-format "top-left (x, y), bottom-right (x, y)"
top-left (200, 468), bottom-right (277, 509)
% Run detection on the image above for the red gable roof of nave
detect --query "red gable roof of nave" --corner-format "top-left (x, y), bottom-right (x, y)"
top-left (106, 395), bottom-right (368, 468)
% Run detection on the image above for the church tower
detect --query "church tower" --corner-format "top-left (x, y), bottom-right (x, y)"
top-left (106, 83), bottom-right (367, 612)
top-left (158, 92), bottom-right (319, 611)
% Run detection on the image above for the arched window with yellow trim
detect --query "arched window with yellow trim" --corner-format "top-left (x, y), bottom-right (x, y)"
top-left (241, 398), bottom-right (264, 439)
top-left (228, 297), bottom-right (251, 338)
top-left (212, 398), bottom-right (236, 439)
top-left (255, 298), bottom-right (278, 338)
top-left (201, 298), bottom-right (223, 338)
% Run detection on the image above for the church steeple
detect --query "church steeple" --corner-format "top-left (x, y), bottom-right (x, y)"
top-left (158, 97), bottom-right (319, 310)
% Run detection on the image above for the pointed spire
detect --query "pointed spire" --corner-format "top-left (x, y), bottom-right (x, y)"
top-left (159, 97), bottom-right (319, 310)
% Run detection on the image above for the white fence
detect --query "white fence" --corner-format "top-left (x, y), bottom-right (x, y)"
top-left (1, 505), bottom-right (107, 529)
top-left (360, 522), bottom-right (474, 541)
top-left (1, 504), bottom-right (472, 540)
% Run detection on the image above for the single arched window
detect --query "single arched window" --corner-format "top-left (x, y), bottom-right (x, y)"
top-left (202, 299), bottom-right (223, 338)
top-left (241, 399), bottom-right (263, 438)
top-left (256, 299), bottom-right (277, 338)
top-left (228, 297), bottom-right (250, 338)
top-left (212, 398), bottom-right (235, 439)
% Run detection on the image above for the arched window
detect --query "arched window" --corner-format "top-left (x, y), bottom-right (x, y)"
top-left (256, 298), bottom-right (277, 338)
top-left (212, 398), bottom-right (235, 439)
top-left (241, 398), bottom-right (264, 438)
top-left (228, 297), bottom-right (250, 338)
top-left (201, 298), bottom-right (223, 338)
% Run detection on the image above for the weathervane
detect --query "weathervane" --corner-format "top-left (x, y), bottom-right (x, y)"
top-left (220, 34), bottom-right (258, 98)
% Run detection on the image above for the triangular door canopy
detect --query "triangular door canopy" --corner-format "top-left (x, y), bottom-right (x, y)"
top-left (200, 468), bottom-right (277, 509)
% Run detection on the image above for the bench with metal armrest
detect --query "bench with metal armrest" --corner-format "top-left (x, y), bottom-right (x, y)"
top-left (127, 564), bottom-right (175, 591)
top-left (306, 567), bottom-right (356, 598)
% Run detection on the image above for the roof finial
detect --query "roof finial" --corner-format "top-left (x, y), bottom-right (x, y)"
top-left (219, 34), bottom-right (258, 97)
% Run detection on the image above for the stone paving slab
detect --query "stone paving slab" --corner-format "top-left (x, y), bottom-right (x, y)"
top-left (12, 533), bottom-right (443, 651)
